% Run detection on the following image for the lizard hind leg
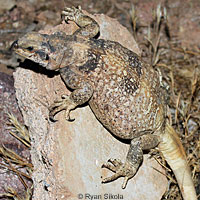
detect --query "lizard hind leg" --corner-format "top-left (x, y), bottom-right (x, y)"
top-left (102, 158), bottom-right (138, 189)
top-left (102, 134), bottom-right (160, 189)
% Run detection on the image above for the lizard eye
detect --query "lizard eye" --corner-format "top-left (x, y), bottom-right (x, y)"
top-left (26, 46), bottom-right (34, 51)
top-left (11, 40), bottom-right (18, 49)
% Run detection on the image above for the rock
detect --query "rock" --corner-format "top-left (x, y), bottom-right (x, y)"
top-left (14, 13), bottom-right (167, 200)
top-left (0, 0), bottom-right (16, 13)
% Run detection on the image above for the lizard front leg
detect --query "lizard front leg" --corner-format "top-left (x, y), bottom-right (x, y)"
top-left (102, 134), bottom-right (160, 189)
top-left (49, 66), bottom-right (93, 121)
top-left (61, 6), bottom-right (99, 39)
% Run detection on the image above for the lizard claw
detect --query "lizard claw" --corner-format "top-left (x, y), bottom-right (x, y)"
top-left (102, 158), bottom-right (136, 189)
top-left (61, 6), bottom-right (83, 22)
top-left (49, 95), bottom-right (77, 121)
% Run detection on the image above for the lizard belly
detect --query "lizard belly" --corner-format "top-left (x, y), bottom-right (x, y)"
top-left (89, 81), bottom-right (160, 139)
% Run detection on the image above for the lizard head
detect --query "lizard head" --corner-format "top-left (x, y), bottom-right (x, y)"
top-left (13, 31), bottom-right (92, 71)
top-left (12, 32), bottom-right (68, 70)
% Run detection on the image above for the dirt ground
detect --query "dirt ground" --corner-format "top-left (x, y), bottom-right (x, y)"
top-left (0, 0), bottom-right (199, 199)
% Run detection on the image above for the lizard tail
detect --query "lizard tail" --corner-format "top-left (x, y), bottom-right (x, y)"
top-left (158, 122), bottom-right (197, 200)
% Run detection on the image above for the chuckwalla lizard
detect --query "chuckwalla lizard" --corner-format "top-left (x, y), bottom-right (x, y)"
top-left (13, 6), bottom-right (197, 200)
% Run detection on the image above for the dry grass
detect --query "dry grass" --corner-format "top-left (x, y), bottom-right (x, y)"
top-left (0, 114), bottom-right (33, 200)
top-left (7, 113), bottom-right (31, 148)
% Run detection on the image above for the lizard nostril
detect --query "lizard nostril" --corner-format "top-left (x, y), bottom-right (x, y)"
top-left (45, 54), bottom-right (49, 60)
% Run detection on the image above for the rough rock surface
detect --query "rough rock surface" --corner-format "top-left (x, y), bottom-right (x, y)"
top-left (13, 13), bottom-right (167, 200)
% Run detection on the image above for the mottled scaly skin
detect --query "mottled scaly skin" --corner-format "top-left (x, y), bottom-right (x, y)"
top-left (60, 38), bottom-right (166, 140)
top-left (13, 7), bottom-right (167, 189)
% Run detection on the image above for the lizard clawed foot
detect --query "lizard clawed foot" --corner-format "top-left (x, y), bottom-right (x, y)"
top-left (61, 6), bottom-right (83, 22)
top-left (49, 95), bottom-right (77, 121)
top-left (102, 158), bottom-right (136, 189)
